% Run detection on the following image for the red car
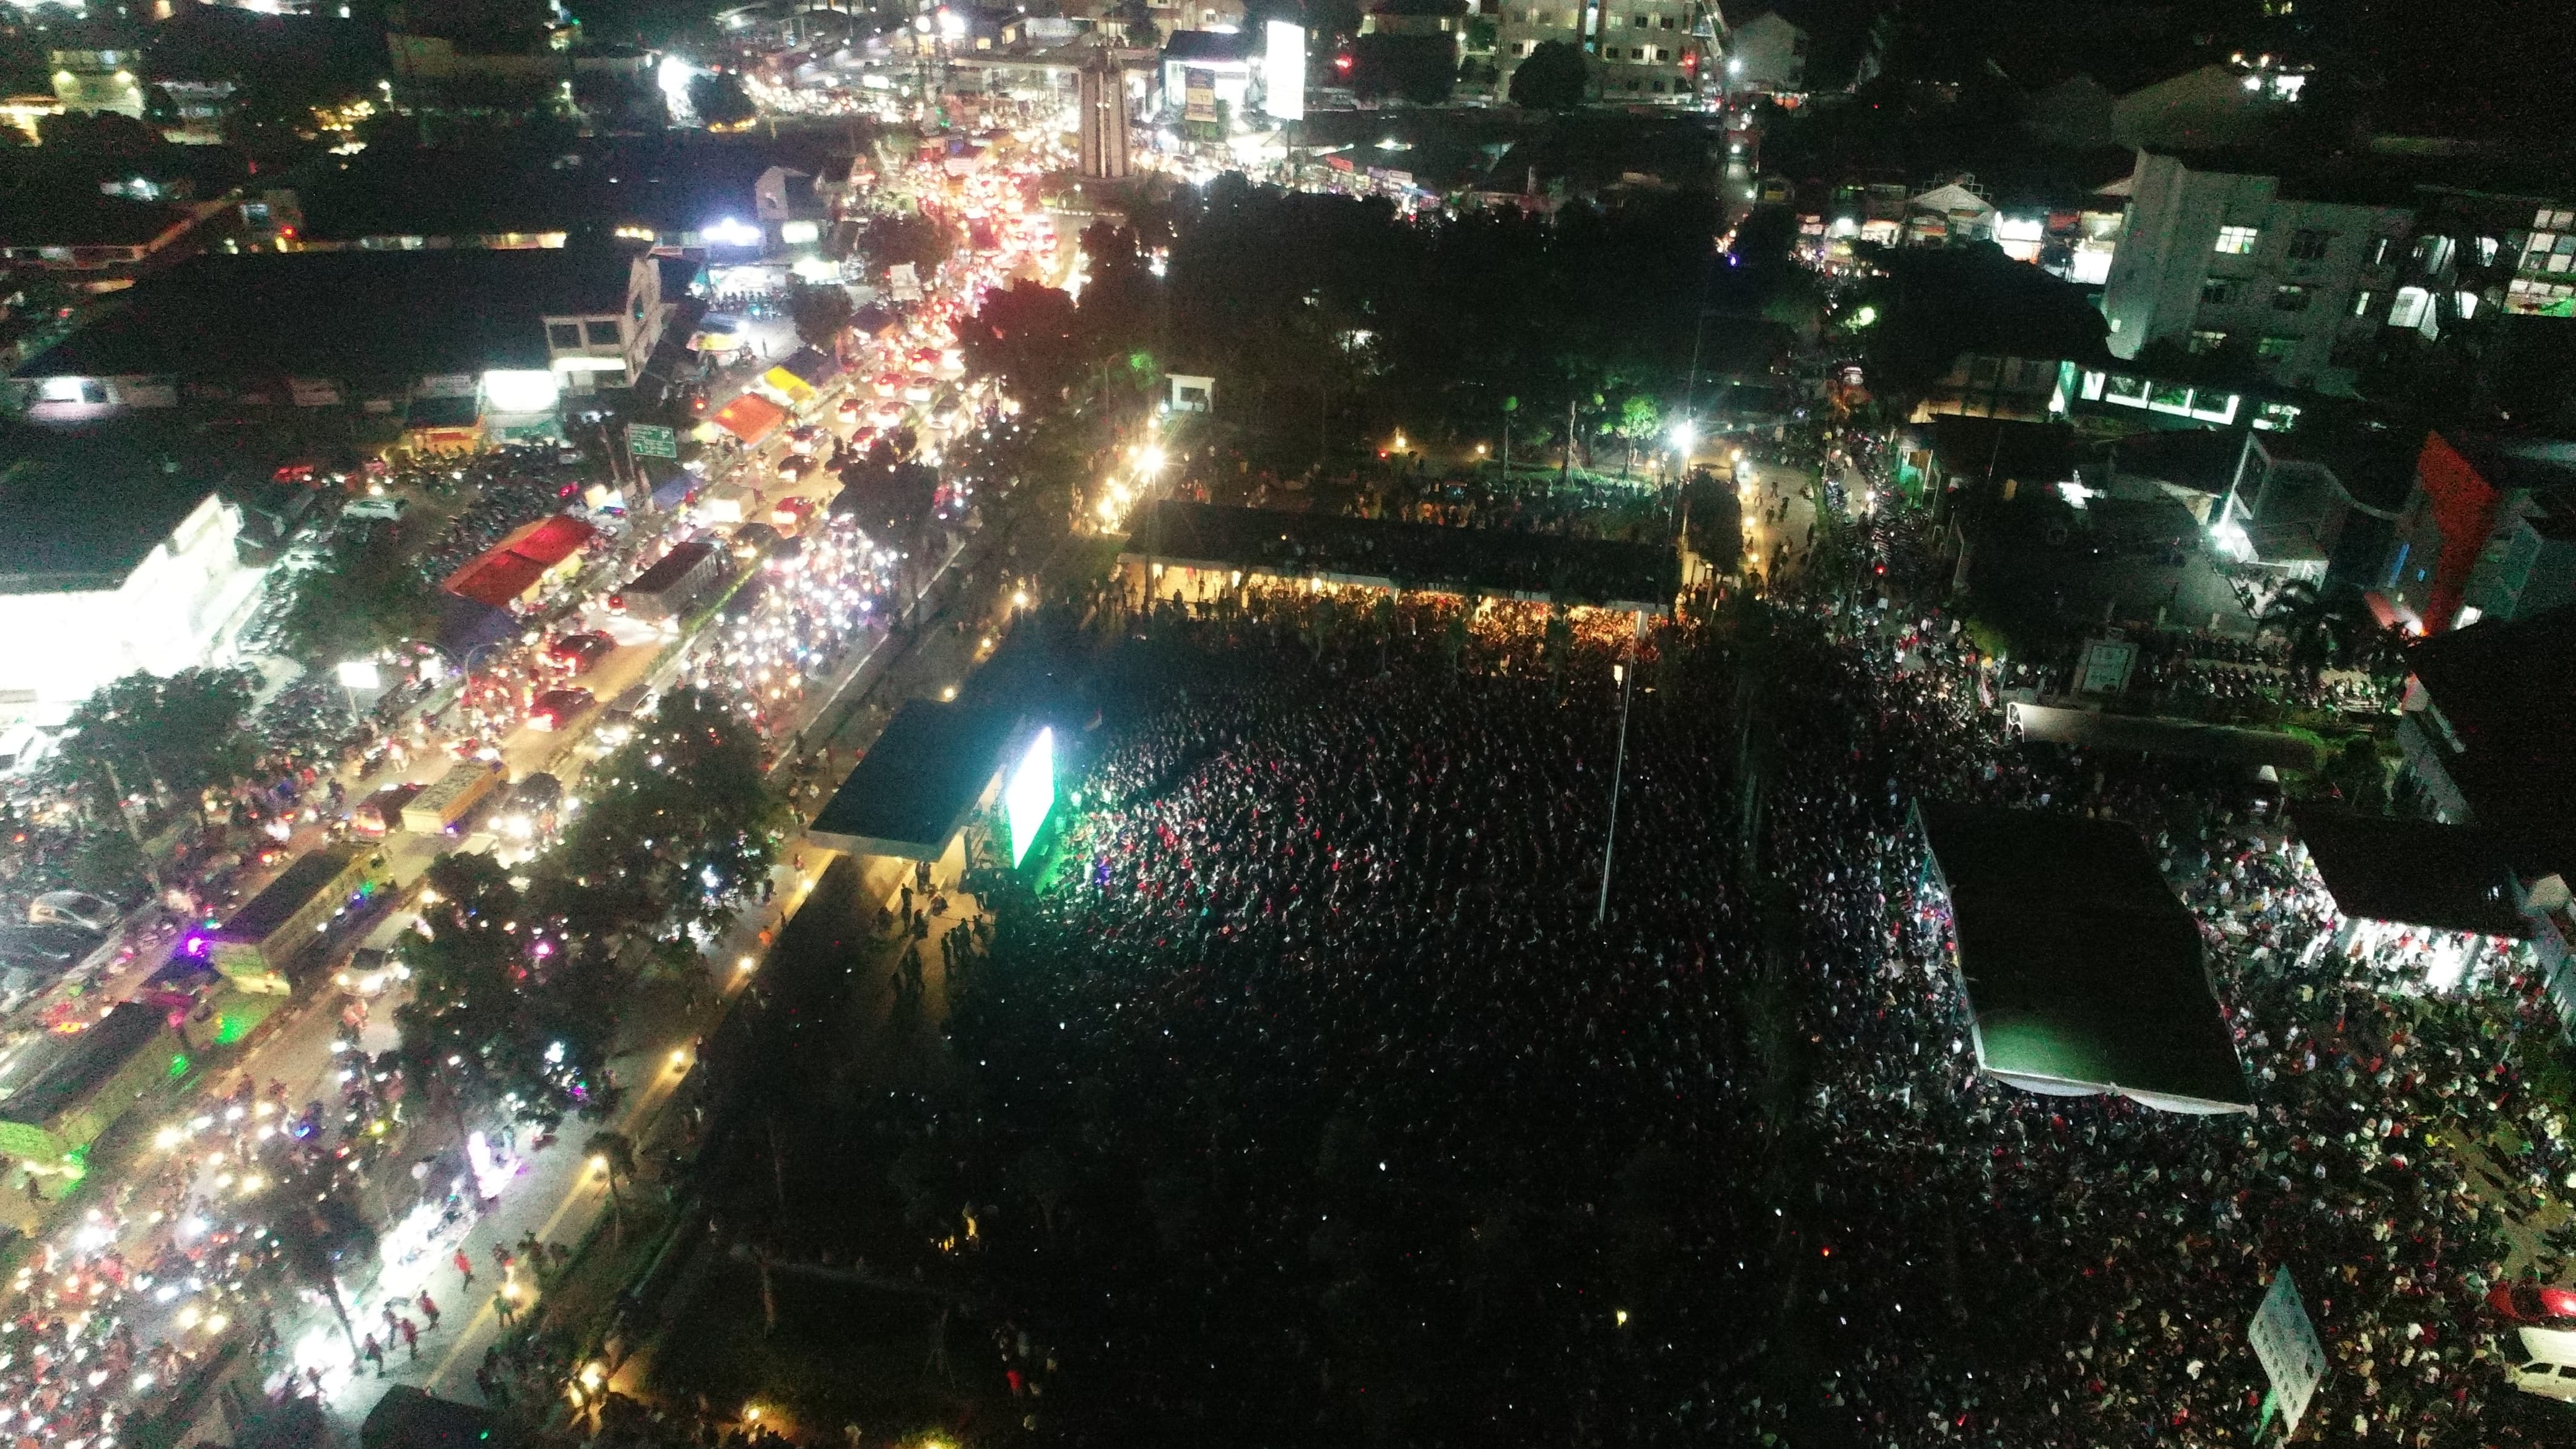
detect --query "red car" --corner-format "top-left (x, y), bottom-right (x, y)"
top-left (528, 688), bottom-right (594, 732)
top-left (2489, 1281), bottom-right (2576, 1325)
top-left (546, 632), bottom-right (614, 675)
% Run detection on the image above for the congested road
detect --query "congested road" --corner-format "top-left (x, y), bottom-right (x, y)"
top-left (0, 125), bottom-right (1078, 1448)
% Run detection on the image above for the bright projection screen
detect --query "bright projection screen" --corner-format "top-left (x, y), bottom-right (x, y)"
top-left (1004, 726), bottom-right (1056, 867)
top-left (1264, 20), bottom-right (1306, 121)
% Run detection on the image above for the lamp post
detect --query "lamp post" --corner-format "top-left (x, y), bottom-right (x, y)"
top-left (1595, 612), bottom-right (1640, 929)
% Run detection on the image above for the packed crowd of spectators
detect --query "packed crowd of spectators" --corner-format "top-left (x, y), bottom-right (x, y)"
top-left (937, 529), bottom-right (2562, 1446)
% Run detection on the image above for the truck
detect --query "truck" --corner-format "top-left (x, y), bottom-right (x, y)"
top-left (615, 538), bottom-right (728, 622)
top-left (353, 782), bottom-right (424, 838)
top-left (201, 844), bottom-right (386, 990)
top-left (402, 762), bottom-right (505, 835)
top-left (0, 1003), bottom-right (188, 1179)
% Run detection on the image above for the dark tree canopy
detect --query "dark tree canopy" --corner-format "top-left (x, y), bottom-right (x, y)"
top-left (1349, 33), bottom-right (1456, 105)
top-left (272, 524), bottom-right (442, 668)
top-left (48, 668), bottom-right (259, 814)
top-left (687, 70), bottom-right (756, 127)
top-left (959, 281), bottom-right (1083, 402)
top-left (1508, 40), bottom-right (1588, 110)
top-left (787, 279), bottom-right (856, 349)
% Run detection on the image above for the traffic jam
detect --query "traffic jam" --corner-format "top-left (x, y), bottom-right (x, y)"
top-left (0, 130), bottom-right (1066, 1448)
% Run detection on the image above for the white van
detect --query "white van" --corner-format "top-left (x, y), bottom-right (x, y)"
top-left (2509, 1326), bottom-right (2576, 1401)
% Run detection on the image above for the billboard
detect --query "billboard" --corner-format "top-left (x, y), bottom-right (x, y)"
top-left (1184, 67), bottom-right (1218, 124)
top-left (1263, 20), bottom-right (1305, 121)
top-left (1004, 726), bottom-right (1055, 867)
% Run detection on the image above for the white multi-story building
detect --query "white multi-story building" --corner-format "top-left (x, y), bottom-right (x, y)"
top-left (2099, 151), bottom-right (2411, 395)
top-left (0, 463), bottom-right (266, 720)
top-left (1497, 0), bottom-right (1702, 104)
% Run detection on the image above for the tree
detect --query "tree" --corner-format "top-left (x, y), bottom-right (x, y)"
top-left (1349, 33), bottom-right (1455, 105)
top-left (786, 279), bottom-right (855, 350)
top-left (1508, 40), bottom-right (1587, 110)
top-left (958, 281), bottom-right (1083, 401)
top-left (1014, 1144), bottom-right (1071, 1242)
top-left (395, 850), bottom-right (619, 1134)
top-left (532, 688), bottom-right (786, 940)
top-left (1614, 394), bottom-right (1663, 477)
top-left (587, 1129), bottom-right (640, 1238)
top-left (687, 70), bottom-right (756, 128)
top-left (272, 526), bottom-right (442, 667)
top-left (48, 668), bottom-right (259, 824)
top-left (860, 211), bottom-right (955, 274)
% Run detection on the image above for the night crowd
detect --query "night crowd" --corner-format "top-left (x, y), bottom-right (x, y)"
top-left (936, 502), bottom-right (2564, 1447)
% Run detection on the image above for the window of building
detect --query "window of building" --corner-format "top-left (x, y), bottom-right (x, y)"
top-left (1632, 12), bottom-right (1648, 24)
top-left (2387, 286), bottom-right (2432, 328)
top-left (1651, 78), bottom-right (1664, 91)
top-left (585, 320), bottom-right (621, 347)
top-left (2286, 228), bottom-right (2330, 261)
top-left (2535, 207), bottom-right (2575, 230)
top-left (2200, 278), bottom-right (2237, 305)
top-left (548, 322), bottom-right (583, 349)
top-left (2272, 285), bottom-right (2311, 311)
top-left (2351, 289), bottom-right (2375, 316)
top-left (1660, 12), bottom-right (1674, 23)
top-left (2256, 336), bottom-right (2299, 360)
top-left (2214, 225), bottom-right (2260, 255)
top-left (2369, 236), bottom-right (2395, 266)
top-left (2188, 329), bottom-right (2228, 354)
top-left (2474, 235), bottom-right (2500, 266)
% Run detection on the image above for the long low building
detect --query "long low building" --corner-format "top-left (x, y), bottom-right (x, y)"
top-left (808, 699), bottom-right (1047, 887)
top-left (1121, 500), bottom-right (1681, 612)
top-left (1914, 799), bottom-right (2250, 1116)
top-left (6, 245), bottom-right (671, 426)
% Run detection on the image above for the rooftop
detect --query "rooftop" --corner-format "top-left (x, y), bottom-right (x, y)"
top-left (809, 699), bottom-right (1022, 859)
top-left (0, 1003), bottom-right (171, 1130)
top-left (0, 189), bottom-right (203, 250)
top-left (1126, 501), bottom-right (1680, 610)
top-left (295, 133), bottom-right (843, 245)
top-left (443, 514), bottom-right (598, 608)
top-left (14, 247), bottom-right (632, 383)
top-left (1915, 800), bottom-right (2250, 1115)
top-left (2291, 806), bottom-right (2530, 939)
top-left (0, 422), bottom-right (223, 594)
top-left (2406, 606), bottom-right (2576, 881)
top-left (214, 845), bottom-right (370, 943)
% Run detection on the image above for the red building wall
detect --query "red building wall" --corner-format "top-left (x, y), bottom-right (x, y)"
top-left (2415, 432), bottom-right (2500, 633)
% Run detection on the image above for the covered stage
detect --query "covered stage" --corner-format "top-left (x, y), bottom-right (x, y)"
top-left (1915, 801), bottom-right (2251, 1116)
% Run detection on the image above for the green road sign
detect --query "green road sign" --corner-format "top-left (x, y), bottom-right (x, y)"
top-left (626, 423), bottom-right (679, 458)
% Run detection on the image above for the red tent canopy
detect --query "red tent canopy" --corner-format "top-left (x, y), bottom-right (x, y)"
top-left (711, 392), bottom-right (788, 446)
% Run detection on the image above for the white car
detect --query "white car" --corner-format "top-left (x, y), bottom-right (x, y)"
top-left (30, 890), bottom-right (118, 934)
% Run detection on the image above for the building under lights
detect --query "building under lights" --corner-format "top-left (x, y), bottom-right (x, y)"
top-left (0, 423), bottom-right (269, 719)
top-left (5, 245), bottom-right (668, 426)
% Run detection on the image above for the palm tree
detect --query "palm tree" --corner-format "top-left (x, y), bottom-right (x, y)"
top-left (587, 1131), bottom-right (638, 1240)
top-left (2257, 579), bottom-right (2337, 680)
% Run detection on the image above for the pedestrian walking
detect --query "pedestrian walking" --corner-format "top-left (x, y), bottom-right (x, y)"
top-left (418, 1290), bottom-right (442, 1329)
top-left (362, 1333), bottom-right (386, 1377)
top-left (399, 1316), bottom-right (420, 1360)
top-left (453, 1248), bottom-right (475, 1287)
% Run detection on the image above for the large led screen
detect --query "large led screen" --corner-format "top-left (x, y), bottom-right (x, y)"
top-left (1004, 726), bottom-right (1056, 867)
top-left (1264, 20), bottom-right (1307, 121)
